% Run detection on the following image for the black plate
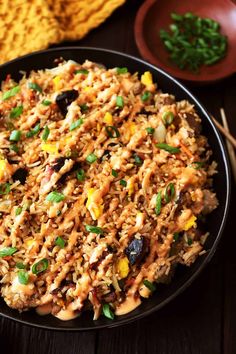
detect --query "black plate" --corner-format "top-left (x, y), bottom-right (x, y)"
top-left (0, 47), bottom-right (231, 331)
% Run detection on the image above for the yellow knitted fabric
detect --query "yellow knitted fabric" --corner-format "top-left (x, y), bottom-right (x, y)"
top-left (0, 0), bottom-right (125, 64)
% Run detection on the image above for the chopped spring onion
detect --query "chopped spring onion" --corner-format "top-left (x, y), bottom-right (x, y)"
top-left (105, 125), bottom-right (120, 138)
top-left (46, 191), bottom-right (65, 203)
top-left (146, 127), bottom-right (155, 135)
top-left (156, 143), bottom-right (180, 154)
top-left (18, 270), bottom-right (29, 285)
top-left (16, 262), bottom-right (25, 269)
top-left (55, 236), bottom-right (65, 248)
top-left (188, 238), bottom-right (193, 246)
top-left (76, 169), bottom-right (86, 181)
top-left (143, 279), bottom-right (156, 292)
top-left (120, 179), bottom-right (127, 187)
top-left (173, 232), bottom-right (179, 242)
top-left (42, 126), bottom-right (50, 141)
top-left (2, 86), bottom-right (20, 101)
top-left (10, 105), bottom-right (23, 119)
top-left (69, 118), bottom-right (83, 131)
top-left (162, 111), bottom-right (174, 125)
top-left (9, 130), bottom-right (21, 142)
top-left (85, 225), bottom-right (104, 235)
top-left (141, 91), bottom-right (151, 102)
top-left (10, 144), bottom-right (19, 153)
top-left (191, 161), bottom-right (205, 169)
top-left (75, 69), bottom-right (89, 75)
top-left (155, 191), bottom-right (162, 215)
top-left (102, 303), bottom-right (115, 320)
top-left (15, 207), bottom-right (22, 216)
top-left (133, 154), bottom-right (143, 166)
top-left (32, 258), bottom-right (49, 275)
top-left (42, 99), bottom-right (52, 106)
top-left (164, 183), bottom-right (175, 203)
top-left (80, 104), bottom-right (88, 112)
top-left (116, 67), bottom-right (128, 74)
top-left (160, 12), bottom-right (227, 73)
top-left (26, 124), bottom-right (40, 138)
top-left (112, 169), bottom-right (118, 177)
top-left (28, 82), bottom-right (42, 93)
top-left (0, 247), bottom-right (17, 258)
top-left (86, 153), bottom-right (97, 164)
top-left (116, 96), bottom-right (124, 108)
top-left (0, 183), bottom-right (11, 195)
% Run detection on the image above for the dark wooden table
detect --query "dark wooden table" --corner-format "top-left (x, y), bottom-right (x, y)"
top-left (1, 1), bottom-right (236, 353)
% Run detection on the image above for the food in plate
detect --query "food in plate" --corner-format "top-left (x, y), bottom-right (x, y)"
top-left (0, 59), bottom-right (218, 321)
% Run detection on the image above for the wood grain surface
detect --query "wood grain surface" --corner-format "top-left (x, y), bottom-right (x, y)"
top-left (1, 1), bottom-right (236, 353)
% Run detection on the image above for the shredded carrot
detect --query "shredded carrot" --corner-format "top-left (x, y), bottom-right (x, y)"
top-left (179, 141), bottom-right (194, 159)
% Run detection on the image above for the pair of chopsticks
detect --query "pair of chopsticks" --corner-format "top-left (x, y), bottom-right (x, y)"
top-left (211, 109), bottom-right (236, 183)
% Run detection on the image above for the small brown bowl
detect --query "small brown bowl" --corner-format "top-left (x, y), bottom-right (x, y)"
top-left (135, 0), bottom-right (236, 83)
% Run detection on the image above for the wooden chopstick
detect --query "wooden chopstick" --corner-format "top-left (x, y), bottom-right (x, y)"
top-left (220, 108), bottom-right (236, 183)
top-left (211, 115), bottom-right (236, 149)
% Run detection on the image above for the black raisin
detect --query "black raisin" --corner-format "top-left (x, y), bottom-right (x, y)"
top-left (12, 168), bottom-right (28, 184)
top-left (125, 236), bottom-right (149, 265)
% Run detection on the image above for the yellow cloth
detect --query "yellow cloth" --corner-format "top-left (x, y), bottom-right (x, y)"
top-left (0, 0), bottom-right (125, 64)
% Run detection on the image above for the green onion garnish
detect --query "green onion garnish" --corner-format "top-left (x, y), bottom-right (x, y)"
top-left (15, 207), bottom-right (22, 216)
top-left (85, 225), bottom-right (104, 235)
top-left (10, 105), bottom-right (23, 119)
top-left (141, 91), bottom-right (151, 102)
top-left (86, 153), bottom-right (97, 164)
top-left (164, 183), bottom-right (175, 203)
top-left (2, 86), bottom-right (20, 101)
top-left (102, 303), bottom-right (115, 320)
top-left (146, 127), bottom-right (155, 135)
top-left (112, 169), bottom-right (118, 177)
top-left (191, 161), bottom-right (205, 170)
top-left (133, 154), bottom-right (143, 166)
top-left (116, 96), bottom-right (124, 108)
top-left (75, 69), bottom-right (89, 75)
top-left (162, 111), bottom-right (174, 125)
top-left (9, 130), bottom-right (21, 142)
top-left (32, 258), bottom-right (49, 275)
top-left (28, 82), bottom-right (42, 93)
top-left (116, 67), bottom-right (128, 74)
top-left (143, 279), bottom-right (156, 292)
top-left (16, 262), bottom-right (25, 269)
top-left (69, 118), bottom-right (83, 131)
top-left (0, 183), bottom-right (11, 195)
top-left (155, 191), bottom-right (162, 215)
top-left (26, 123), bottom-right (40, 138)
top-left (76, 169), bottom-right (86, 181)
top-left (55, 236), bottom-right (65, 248)
top-left (80, 104), bottom-right (88, 112)
top-left (46, 191), bottom-right (65, 203)
top-left (188, 238), bottom-right (193, 246)
top-left (173, 232), bottom-right (179, 242)
top-left (120, 179), bottom-right (127, 187)
top-left (42, 126), bottom-right (50, 141)
top-left (18, 270), bottom-right (29, 285)
top-left (0, 247), bottom-right (17, 257)
top-left (42, 99), bottom-right (52, 106)
top-left (156, 143), bottom-right (180, 154)
top-left (105, 125), bottom-right (120, 138)
top-left (10, 144), bottom-right (19, 153)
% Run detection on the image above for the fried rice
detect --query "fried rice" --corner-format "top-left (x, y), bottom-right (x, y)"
top-left (0, 60), bottom-right (218, 321)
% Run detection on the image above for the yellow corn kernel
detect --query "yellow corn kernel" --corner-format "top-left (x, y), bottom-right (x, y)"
top-left (183, 215), bottom-right (197, 231)
top-left (127, 179), bottom-right (134, 196)
top-left (103, 112), bottom-right (113, 125)
top-left (53, 76), bottom-right (61, 90)
top-left (117, 257), bottom-right (129, 279)
top-left (141, 71), bottom-right (153, 86)
top-left (25, 238), bottom-right (34, 247)
top-left (42, 143), bottom-right (58, 154)
top-left (84, 86), bottom-right (91, 92)
top-left (0, 160), bottom-right (7, 179)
